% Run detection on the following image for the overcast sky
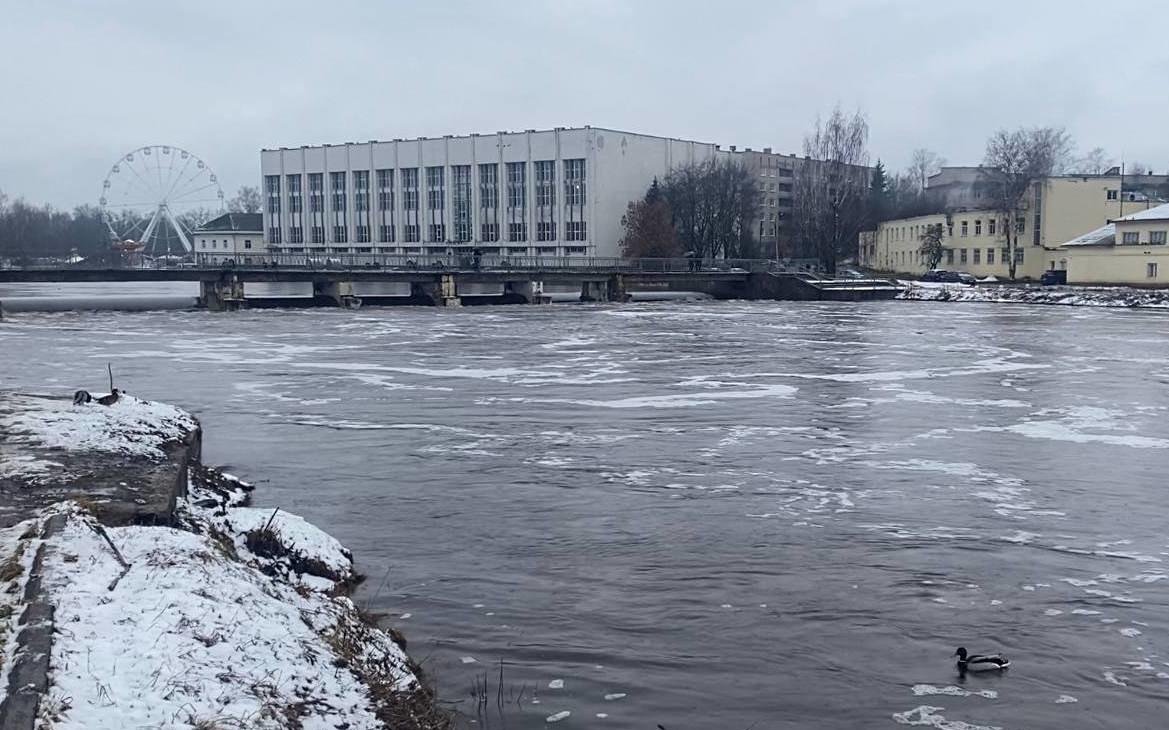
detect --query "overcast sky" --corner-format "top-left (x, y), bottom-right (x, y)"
top-left (3, 0), bottom-right (1168, 209)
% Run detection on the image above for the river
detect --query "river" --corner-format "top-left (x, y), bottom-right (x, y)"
top-left (2, 298), bottom-right (1167, 729)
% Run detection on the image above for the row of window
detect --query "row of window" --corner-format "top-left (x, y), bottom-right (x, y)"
top-left (891, 247), bottom-right (1025, 267)
top-left (267, 221), bottom-right (587, 245)
top-left (265, 160), bottom-right (586, 216)
top-left (268, 246), bottom-right (590, 255)
top-left (199, 238), bottom-right (254, 250)
top-left (1120, 230), bottom-right (1168, 245)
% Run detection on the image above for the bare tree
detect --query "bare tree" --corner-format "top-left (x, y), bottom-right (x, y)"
top-left (792, 107), bottom-right (871, 273)
top-left (1128, 161), bottom-right (1150, 176)
top-left (620, 180), bottom-right (681, 258)
top-left (660, 159), bottom-right (760, 259)
top-left (918, 223), bottom-right (945, 271)
top-left (981, 126), bottom-right (1072, 280)
top-left (1072, 147), bottom-right (1114, 175)
top-left (908, 148), bottom-right (946, 192)
top-left (228, 185), bottom-right (261, 214)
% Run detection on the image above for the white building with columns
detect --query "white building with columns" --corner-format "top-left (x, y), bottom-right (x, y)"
top-left (260, 126), bottom-right (754, 259)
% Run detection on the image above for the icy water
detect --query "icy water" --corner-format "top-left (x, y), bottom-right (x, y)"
top-left (3, 300), bottom-right (1169, 729)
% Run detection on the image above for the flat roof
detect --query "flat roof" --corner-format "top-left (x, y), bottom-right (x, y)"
top-left (1112, 201), bottom-right (1169, 223)
top-left (1060, 223), bottom-right (1116, 247)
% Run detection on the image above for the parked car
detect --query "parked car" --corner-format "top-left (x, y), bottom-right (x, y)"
top-left (921, 269), bottom-right (949, 282)
top-left (955, 272), bottom-right (977, 285)
top-left (921, 270), bottom-right (976, 285)
top-left (1040, 269), bottom-right (1068, 286)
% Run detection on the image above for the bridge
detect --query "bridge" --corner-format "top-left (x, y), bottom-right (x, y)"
top-left (0, 255), bottom-right (902, 311)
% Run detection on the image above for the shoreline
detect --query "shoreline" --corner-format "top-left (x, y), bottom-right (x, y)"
top-left (0, 392), bottom-right (450, 729)
top-left (896, 282), bottom-right (1169, 309)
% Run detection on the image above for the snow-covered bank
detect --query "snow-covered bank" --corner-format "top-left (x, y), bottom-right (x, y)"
top-left (898, 282), bottom-right (1169, 309)
top-left (0, 394), bottom-right (449, 729)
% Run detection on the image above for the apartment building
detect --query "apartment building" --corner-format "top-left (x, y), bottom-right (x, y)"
top-left (861, 171), bottom-right (1161, 279)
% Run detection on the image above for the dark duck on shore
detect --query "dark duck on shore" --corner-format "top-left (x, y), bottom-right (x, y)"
top-left (96, 388), bottom-right (120, 406)
top-left (955, 647), bottom-right (1010, 672)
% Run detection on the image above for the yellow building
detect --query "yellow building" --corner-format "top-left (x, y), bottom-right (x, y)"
top-left (1060, 203), bottom-right (1169, 286)
top-left (862, 172), bottom-right (1160, 279)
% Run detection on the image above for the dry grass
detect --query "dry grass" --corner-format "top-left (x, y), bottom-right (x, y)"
top-left (325, 607), bottom-right (452, 730)
top-left (0, 552), bottom-right (24, 582)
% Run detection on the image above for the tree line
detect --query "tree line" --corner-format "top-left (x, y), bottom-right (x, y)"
top-left (0, 186), bottom-right (259, 263)
top-left (622, 106), bottom-right (874, 273)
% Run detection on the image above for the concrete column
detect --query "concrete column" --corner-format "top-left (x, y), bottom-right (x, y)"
top-left (437, 272), bottom-right (461, 307)
top-left (607, 273), bottom-right (628, 303)
top-left (580, 278), bottom-right (608, 303)
top-left (200, 278), bottom-right (246, 312)
top-left (314, 279), bottom-right (361, 308)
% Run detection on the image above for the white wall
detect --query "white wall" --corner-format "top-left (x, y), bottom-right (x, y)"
top-left (261, 127), bottom-right (727, 258)
top-left (194, 231), bottom-right (263, 263)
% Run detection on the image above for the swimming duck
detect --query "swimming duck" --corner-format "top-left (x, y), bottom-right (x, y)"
top-left (96, 388), bottom-right (120, 406)
top-left (955, 647), bottom-right (1010, 672)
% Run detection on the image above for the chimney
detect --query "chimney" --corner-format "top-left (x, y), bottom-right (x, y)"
top-left (763, 147), bottom-right (772, 154)
top-left (730, 145), bottom-right (737, 152)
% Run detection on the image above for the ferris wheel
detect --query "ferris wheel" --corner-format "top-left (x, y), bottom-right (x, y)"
top-left (99, 145), bottom-right (225, 257)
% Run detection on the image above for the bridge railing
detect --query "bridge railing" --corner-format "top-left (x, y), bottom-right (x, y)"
top-left (1, 254), bottom-right (827, 275)
top-left (185, 253), bottom-right (824, 274)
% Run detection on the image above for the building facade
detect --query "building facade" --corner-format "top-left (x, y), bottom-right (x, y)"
top-left (862, 172), bottom-right (1162, 279)
top-left (193, 213), bottom-right (264, 265)
top-left (1060, 203), bottom-right (1169, 286)
top-left (260, 127), bottom-right (746, 260)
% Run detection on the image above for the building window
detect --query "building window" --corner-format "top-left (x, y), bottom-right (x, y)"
top-left (973, 248), bottom-right (981, 264)
top-left (961, 221), bottom-right (968, 237)
top-left (1107, 189), bottom-right (1118, 200)
top-left (1148, 262), bottom-right (1159, 278)
top-left (286, 174), bottom-right (302, 214)
top-left (479, 163), bottom-right (499, 208)
top-left (452, 165), bottom-right (472, 242)
top-left (402, 169), bottom-right (419, 210)
top-left (330, 172), bottom-right (346, 212)
top-left (506, 162), bottom-right (526, 209)
top-left (1015, 216), bottom-right (1025, 234)
top-left (354, 170), bottom-right (370, 212)
top-left (565, 246), bottom-right (586, 255)
top-left (333, 225), bottom-right (348, 243)
top-left (564, 159), bottom-right (586, 205)
top-left (1001, 247), bottom-right (1009, 262)
top-left (945, 249), bottom-right (954, 265)
top-left (404, 224), bottom-right (420, 243)
top-left (508, 222), bottom-right (527, 242)
top-left (565, 221), bottom-right (587, 241)
top-left (947, 224), bottom-right (953, 238)
top-left (289, 227), bottom-right (304, 244)
top-left (244, 240), bottom-right (252, 249)
top-left (1014, 247), bottom-right (1024, 263)
top-left (376, 169), bottom-right (394, 211)
top-left (986, 248), bottom-right (995, 264)
top-left (308, 173), bottom-right (324, 213)
top-left (481, 222), bottom-right (499, 242)
top-left (356, 225), bottom-right (371, 243)
top-left (536, 221), bottom-right (556, 242)
top-left (959, 248), bottom-right (968, 264)
top-left (428, 223), bottom-right (445, 242)
top-left (988, 218), bottom-right (996, 236)
top-left (1151, 231), bottom-right (1167, 245)
top-left (535, 160), bottom-right (555, 207)
top-left (311, 226), bottom-right (324, 244)
top-left (425, 166), bottom-right (445, 210)
top-left (265, 175), bottom-right (281, 214)
top-left (1122, 231), bottom-right (1140, 245)
top-left (974, 220), bottom-right (982, 236)
top-left (268, 227), bottom-right (281, 244)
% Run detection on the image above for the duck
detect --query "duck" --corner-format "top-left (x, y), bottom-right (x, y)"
top-left (96, 388), bottom-right (121, 406)
top-left (73, 390), bottom-right (92, 405)
top-left (954, 647), bottom-right (1010, 672)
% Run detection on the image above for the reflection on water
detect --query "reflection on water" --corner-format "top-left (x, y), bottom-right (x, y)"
top-left (2, 301), bottom-right (1169, 729)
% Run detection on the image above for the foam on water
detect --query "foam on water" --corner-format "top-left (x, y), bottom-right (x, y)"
top-left (892, 705), bottom-right (1001, 730)
top-left (911, 685), bottom-right (997, 699)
